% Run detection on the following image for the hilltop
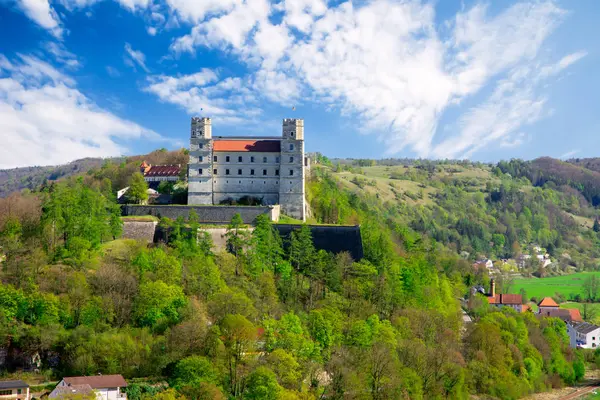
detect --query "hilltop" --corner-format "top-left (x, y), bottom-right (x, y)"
top-left (0, 150), bottom-right (593, 399)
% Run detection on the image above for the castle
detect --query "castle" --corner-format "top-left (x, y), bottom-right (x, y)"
top-left (187, 117), bottom-right (308, 221)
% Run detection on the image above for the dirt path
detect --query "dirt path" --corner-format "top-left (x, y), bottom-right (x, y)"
top-left (558, 384), bottom-right (599, 400)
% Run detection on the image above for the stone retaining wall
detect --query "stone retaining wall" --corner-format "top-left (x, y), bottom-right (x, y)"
top-left (122, 204), bottom-right (280, 224)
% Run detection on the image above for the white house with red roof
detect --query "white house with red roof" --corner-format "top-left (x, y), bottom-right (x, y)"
top-left (187, 117), bottom-right (308, 220)
top-left (50, 375), bottom-right (127, 400)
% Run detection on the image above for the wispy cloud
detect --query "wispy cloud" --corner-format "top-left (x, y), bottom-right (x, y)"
top-left (0, 53), bottom-right (161, 169)
top-left (559, 149), bottom-right (580, 160)
top-left (124, 43), bottom-right (150, 73)
top-left (10, 0), bottom-right (589, 159)
top-left (16, 0), bottom-right (63, 38)
top-left (43, 41), bottom-right (80, 69)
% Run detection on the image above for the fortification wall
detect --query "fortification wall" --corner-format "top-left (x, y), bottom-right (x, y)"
top-left (274, 224), bottom-right (364, 261)
top-left (122, 204), bottom-right (280, 224)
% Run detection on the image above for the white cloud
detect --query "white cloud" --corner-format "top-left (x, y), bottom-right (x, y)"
top-left (16, 0), bottom-right (63, 38)
top-left (124, 42), bottom-right (150, 72)
top-left (170, 0), bottom-right (271, 54)
top-left (559, 149), bottom-right (580, 159)
top-left (432, 51), bottom-right (587, 159)
top-left (147, 26), bottom-right (157, 36)
top-left (144, 69), bottom-right (261, 123)
top-left (164, 0), bottom-right (582, 158)
top-left (282, 0), bottom-right (327, 33)
top-left (43, 41), bottom-right (81, 69)
top-left (0, 53), bottom-right (162, 169)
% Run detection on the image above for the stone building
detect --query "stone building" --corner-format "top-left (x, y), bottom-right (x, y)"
top-left (188, 117), bottom-right (308, 220)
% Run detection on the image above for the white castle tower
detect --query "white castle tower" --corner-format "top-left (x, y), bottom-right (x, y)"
top-left (187, 117), bottom-right (213, 205)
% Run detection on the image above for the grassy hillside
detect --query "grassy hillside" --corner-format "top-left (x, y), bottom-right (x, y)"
top-left (314, 159), bottom-right (600, 271)
top-left (512, 272), bottom-right (600, 300)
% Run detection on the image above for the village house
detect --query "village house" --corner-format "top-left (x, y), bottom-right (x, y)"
top-left (50, 375), bottom-right (127, 400)
top-left (0, 381), bottom-right (29, 400)
top-left (538, 297), bottom-right (559, 314)
top-left (486, 279), bottom-right (525, 312)
top-left (568, 322), bottom-right (600, 349)
top-left (139, 162), bottom-right (182, 183)
top-left (472, 259), bottom-right (494, 272)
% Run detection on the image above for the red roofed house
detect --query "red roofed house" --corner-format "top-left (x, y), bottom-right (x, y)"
top-left (50, 375), bottom-right (127, 400)
top-left (486, 279), bottom-right (525, 312)
top-left (538, 297), bottom-right (560, 315)
top-left (139, 162), bottom-right (181, 183)
top-left (187, 117), bottom-right (309, 220)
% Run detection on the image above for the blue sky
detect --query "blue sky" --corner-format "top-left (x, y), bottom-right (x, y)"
top-left (0, 0), bottom-right (598, 168)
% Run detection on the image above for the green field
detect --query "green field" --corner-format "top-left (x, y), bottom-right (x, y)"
top-left (513, 272), bottom-right (600, 300)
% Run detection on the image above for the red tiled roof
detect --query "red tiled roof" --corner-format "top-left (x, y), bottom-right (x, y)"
top-left (213, 139), bottom-right (281, 152)
top-left (63, 375), bottom-right (127, 388)
top-left (538, 297), bottom-right (559, 308)
top-left (522, 305), bottom-right (531, 313)
top-left (143, 165), bottom-right (181, 177)
top-left (568, 308), bottom-right (583, 322)
top-left (140, 161), bottom-right (149, 168)
top-left (488, 293), bottom-right (522, 305)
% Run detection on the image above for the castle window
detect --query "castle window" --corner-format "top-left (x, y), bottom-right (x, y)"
top-left (250, 169), bottom-right (255, 175)
top-left (238, 156), bottom-right (243, 162)
top-left (276, 156), bottom-right (280, 163)
top-left (275, 169), bottom-right (279, 176)
top-left (289, 144), bottom-right (294, 151)
top-left (226, 169), bottom-right (230, 175)
top-left (289, 169), bottom-right (294, 176)
top-left (291, 131), bottom-right (295, 137)
top-left (263, 169), bottom-right (267, 176)
top-left (214, 156), bottom-right (218, 162)
top-left (289, 156), bottom-right (294, 163)
top-left (213, 169), bottom-right (217, 175)
top-left (263, 156), bottom-right (267, 163)
top-left (199, 143), bottom-right (204, 149)
top-left (251, 156), bottom-right (255, 162)
top-left (198, 169), bottom-right (203, 175)
top-left (226, 156), bottom-right (230, 162)
top-left (238, 169), bottom-right (242, 175)
top-left (199, 156), bottom-right (203, 162)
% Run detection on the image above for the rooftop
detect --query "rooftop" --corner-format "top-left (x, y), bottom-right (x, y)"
top-left (0, 380), bottom-right (29, 389)
top-left (49, 384), bottom-right (93, 398)
top-left (213, 139), bottom-right (281, 153)
top-left (143, 164), bottom-right (181, 177)
top-left (538, 297), bottom-right (559, 308)
top-left (572, 322), bottom-right (600, 334)
top-left (63, 375), bottom-right (127, 388)
top-left (488, 293), bottom-right (522, 305)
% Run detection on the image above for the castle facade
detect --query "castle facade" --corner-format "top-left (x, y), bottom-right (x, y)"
top-left (187, 117), bottom-right (308, 221)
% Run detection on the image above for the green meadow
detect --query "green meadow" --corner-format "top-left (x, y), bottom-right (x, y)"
top-left (512, 272), bottom-right (600, 300)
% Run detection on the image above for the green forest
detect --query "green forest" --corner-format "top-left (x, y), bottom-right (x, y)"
top-left (0, 152), bottom-right (598, 399)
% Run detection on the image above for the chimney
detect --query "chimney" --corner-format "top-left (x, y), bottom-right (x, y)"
top-left (490, 279), bottom-right (496, 297)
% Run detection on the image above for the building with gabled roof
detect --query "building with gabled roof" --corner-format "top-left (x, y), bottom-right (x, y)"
top-left (485, 279), bottom-right (525, 312)
top-left (51, 375), bottom-right (127, 400)
top-left (139, 162), bottom-right (181, 183)
top-left (567, 322), bottom-right (600, 349)
top-left (0, 380), bottom-right (29, 400)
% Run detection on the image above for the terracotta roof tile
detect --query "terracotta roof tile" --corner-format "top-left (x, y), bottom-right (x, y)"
top-left (538, 297), bottom-right (559, 308)
top-left (143, 165), bottom-right (181, 177)
top-left (213, 140), bottom-right (281, 152)
top-left (488, 294), bottom-right (522, 305)
top-left (63, 375), bottom-right (127, 388)
top-left (568, 308), bottom-right (583, 322)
